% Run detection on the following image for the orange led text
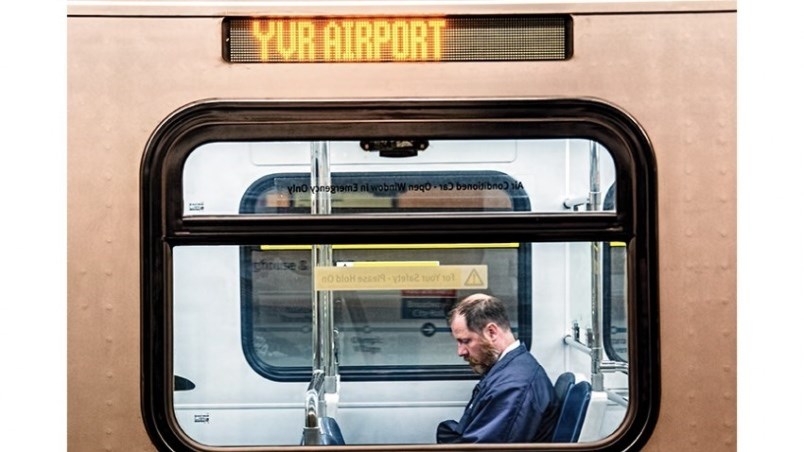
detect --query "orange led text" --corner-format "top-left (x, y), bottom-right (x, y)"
top-left (251, 18), bottom-right (447, 62)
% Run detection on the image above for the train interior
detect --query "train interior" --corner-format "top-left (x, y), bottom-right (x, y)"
top-left (170, 138), bottom-right (630, 446)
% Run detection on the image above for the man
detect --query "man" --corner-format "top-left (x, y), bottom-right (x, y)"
top-left (436, 293), bottom-right (559, 443)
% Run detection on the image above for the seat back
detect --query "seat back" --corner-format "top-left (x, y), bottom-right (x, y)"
top-left (551, 380), bottom-right (592, 443)
top-left (320, 417), bottom-right (345, 445)
top-left (553, 372), bottom-right (575, 409)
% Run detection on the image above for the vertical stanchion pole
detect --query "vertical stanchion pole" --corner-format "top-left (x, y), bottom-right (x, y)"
top-left (588, 141), bottom-right (604, 392)
top-left (310, 141), bottom-right (336, 417)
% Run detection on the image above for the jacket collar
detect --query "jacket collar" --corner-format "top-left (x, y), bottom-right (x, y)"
top-left (478, 342), bottom-right (527, 384)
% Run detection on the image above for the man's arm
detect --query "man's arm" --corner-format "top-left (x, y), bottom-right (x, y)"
top-left (454, 383), bottom-right (542, 443)
top-left (436, 420), bottom-right (462, 443)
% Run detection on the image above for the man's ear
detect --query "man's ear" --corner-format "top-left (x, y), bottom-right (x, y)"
top-left (484, 322), bottom-right (500, 342)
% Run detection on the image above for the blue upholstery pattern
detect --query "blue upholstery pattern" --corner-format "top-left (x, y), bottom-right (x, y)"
top-left (551, 380), bottom-right (592, 443)
top-left (553, 372), bottom-right (576, 409)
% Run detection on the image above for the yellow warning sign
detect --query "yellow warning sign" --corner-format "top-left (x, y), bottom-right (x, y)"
top-left (314, 265), bottom-right (488, 291)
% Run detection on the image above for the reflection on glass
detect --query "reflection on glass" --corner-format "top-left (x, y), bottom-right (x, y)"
top-left (182, 139), bottom-right (616, 216)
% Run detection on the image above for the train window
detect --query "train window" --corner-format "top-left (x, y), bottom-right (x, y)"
top-left (603, 184), bottom-right (629, 363)
top-left (238, 171), bottom-right (531, 378)
top-left (182, 140), bottom-right (616, 216)
top-left (241, 242), bottom-right (528, 376)
top-left (142, 100), bottom-right (658, 451)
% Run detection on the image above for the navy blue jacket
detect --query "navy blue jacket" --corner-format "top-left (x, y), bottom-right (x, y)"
top-left (436, 343), bottom-right (559, 443)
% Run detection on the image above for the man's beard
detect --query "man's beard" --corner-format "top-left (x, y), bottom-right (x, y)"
top-left (466, 339), bottom-right (499, 375)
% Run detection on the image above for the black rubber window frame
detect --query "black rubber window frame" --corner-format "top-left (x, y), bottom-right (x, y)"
top-left (140, 99), bottom-right (659, 452)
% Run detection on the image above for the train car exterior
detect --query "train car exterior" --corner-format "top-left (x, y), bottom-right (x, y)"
top-left (67, 1), bottom-right (736, 451)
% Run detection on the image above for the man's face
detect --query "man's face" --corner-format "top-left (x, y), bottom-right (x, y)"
top-left (450, 314), bottom-right (499, 375)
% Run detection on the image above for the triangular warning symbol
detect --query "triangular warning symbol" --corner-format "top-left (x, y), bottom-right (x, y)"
top-left (465, 269), bottom-right (485, 286)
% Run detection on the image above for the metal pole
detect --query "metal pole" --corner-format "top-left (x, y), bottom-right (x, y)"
top-left (588, 141), bottom-right (605, 392)
top-left (310, 142), bottom-right (336, 417)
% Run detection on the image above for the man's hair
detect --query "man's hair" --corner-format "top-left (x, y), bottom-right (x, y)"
top-left (447, 293), bottom-right (512, 333)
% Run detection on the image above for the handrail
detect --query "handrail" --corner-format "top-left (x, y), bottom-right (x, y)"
top-left (305, 370), bottom-right (326, 428)
top-left (563, 334), bottom-right (592, 355)
top-left (563, 334), bottom-right (628, 375)
top-left (302, 370), bottom-right (326, 445)
top-left (607, 390), bottom-right (629, 408)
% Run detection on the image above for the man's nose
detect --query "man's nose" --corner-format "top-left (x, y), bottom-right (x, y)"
top-left (457, 344), bottom-right (467, 357)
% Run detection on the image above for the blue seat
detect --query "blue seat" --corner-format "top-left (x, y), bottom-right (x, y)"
top-left (551, 380), bottom-right (592, 442)
top-left (320, 417), bottom-right (345, 445)
top-left (553, 372), bottom-right (576, 408)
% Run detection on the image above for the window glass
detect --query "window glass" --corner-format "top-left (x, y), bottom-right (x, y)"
top-left (182, 139), bottom-right (616, 216)
top-left (244, 243), bottom-right (526, 371)
top-left (171, 240), bottom-right (629, 445)
top-left (240, 169), bottom-right (531, 375)
top-left (605, 242), bottom-right (629, 362)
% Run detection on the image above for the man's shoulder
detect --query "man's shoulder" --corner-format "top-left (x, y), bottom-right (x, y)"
top-left (509, 348), bottom-right (544, 373)
top-left (492, 345), bottom-right (547, 381)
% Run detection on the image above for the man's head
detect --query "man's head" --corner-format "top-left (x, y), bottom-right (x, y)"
top-left (447, 293), bottom-right (516, 375)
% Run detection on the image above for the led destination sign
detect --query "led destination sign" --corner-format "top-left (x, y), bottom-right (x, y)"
top-left (224, 16), bottom-right (569, 63)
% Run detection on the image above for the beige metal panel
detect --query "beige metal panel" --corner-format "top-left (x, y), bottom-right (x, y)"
top-left (575, 13), bottom-right (737, 451)
top-left (67, 8), bottom-right (735, 451)
top-left (67, 19), bottom-right (156, 452)
top-left (67, 0), bottom-right (737, 17)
